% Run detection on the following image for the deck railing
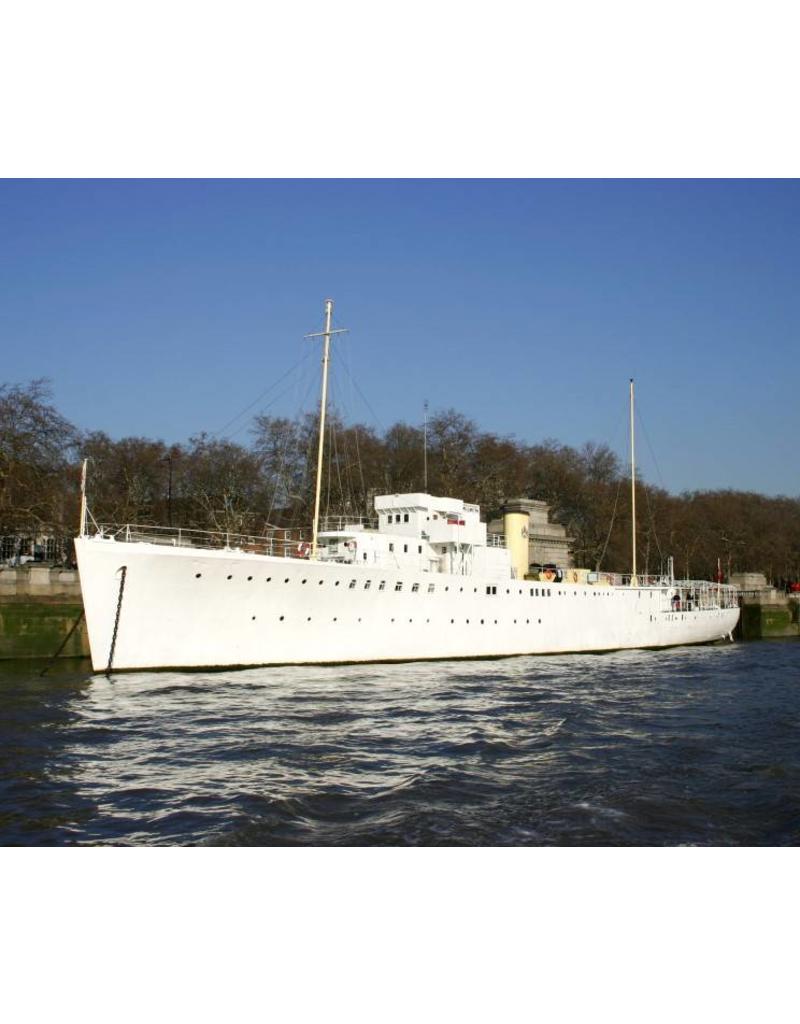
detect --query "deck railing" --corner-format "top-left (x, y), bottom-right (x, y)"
top-left (319, 515), bottom-right (379, 532)
top-left (95, 523), bottom-right (310, 559)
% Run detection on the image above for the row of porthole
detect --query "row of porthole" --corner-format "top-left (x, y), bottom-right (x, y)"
top-left (195, 571), bottom-right (556, 598)
top-left (262, 616), bottom-right (545, 625)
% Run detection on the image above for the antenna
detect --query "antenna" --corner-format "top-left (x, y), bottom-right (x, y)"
top-left (305, 300), bottom-right (348, 559)
top-left (630, 378), bottom-right (638, 586)
top-left (423, 399), bottom-right (429, 493)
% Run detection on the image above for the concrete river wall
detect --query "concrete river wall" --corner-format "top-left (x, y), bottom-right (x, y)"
top-left (0, 566), bottom-right (89, 661)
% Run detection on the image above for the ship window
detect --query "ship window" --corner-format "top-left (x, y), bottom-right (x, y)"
top-left (428, 583), bottom-right (435, 593)
top-left (412, 583), bottom-right (419, 592)
top-left (418, 545), bottom-right (422, 554)
top-left (379, 581), bottom-right (386, 591)
top-left (404, 513), bottom-right (409, 523)
top-left (441, 546), bottom-right (447, 554)
top-left (318, 579), bottom-right (324, 585)
top-left (301, 578), bottom-right (306, 584)
top-left (388, 514), bottom-right (393, 523)
top-left (548, 589), bottom-right (552, 596)
top-left (433, 514), bottom-right (438, 520)
top-left (395, 582), bottom-right (403, 591)
top-left (227, 574), bottom-right (233, 580)
top-left (247, 576), bottom-right (253, 581)
top-left (335, 580), bottom-right (340, 586)
top-left (365, 580), bottom-right (372, 590)
top-left (389, 543), bottom-right (394, 552)
top-left (403, 544), bottom-right (408, 553)
top-left (279, 615), bottom-right (284, 621)
top-left (195, 573), bottom-right (202, 578)
top-left (529, 588), bottom-right (533, 596)
top-left (284, 577), bottom-right (289, 583)
top-left (349, 579), bottom-right (357, 589)
top-left (266, 577), bottom-right (272, 582)
top-left (363, 552), bottom-right (368, 561)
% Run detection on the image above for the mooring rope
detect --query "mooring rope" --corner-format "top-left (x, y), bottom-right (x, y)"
top-left (106, 565), bottom-right (127, 676)
top-left (39, 608), bottom-right (85, 677)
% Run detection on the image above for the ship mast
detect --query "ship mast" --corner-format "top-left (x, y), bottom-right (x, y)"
top-left (630, 378), bottom-right (638, 586)
top-left (306, 299), bottom-right (347, 559)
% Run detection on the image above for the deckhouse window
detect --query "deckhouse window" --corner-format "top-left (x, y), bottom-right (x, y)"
top-left (418, 545), bottom-right (422, 554)
top-left (403, 544), bottom-right (408, 553)
top-left (403, 513), bottom-right (409, 523)
top-left (349, 579), bottom-right (357, 589)
top-left (379, 581), bottom-right (386, 591)
top-left (411, 583), bottom-right (420, 592)
top-left (427, 583), bottom-right (435, 593)
top-left (364, 580), bottom-right (372, 590)
top-left (389, 543), bottom-right (394, 552)
top-left (395, 582), bottom-right (403, 591)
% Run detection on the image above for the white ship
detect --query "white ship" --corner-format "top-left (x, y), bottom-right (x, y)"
top-left (75, 301), bottom-right (740, 672)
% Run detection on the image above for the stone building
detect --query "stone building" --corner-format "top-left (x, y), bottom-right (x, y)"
top-left (488, 498), bottom-right (573, 572)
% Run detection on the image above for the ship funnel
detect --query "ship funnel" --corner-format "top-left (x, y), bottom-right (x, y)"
top-left (502, 502), bottom-right (531, 580)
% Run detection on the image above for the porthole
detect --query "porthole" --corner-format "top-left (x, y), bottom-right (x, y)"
top-left (335, 581), bottom-right (340, 586)
top-left (318, 580), bottom-right (323, 585)
top-left (247, 575), bottom-right (253, 581)
top-left (251, 615), bottom-right (256, 620)
top-left (450, 618), bottom-right (454, 624)
top-left (538, 618), bottom-right (542, 624)
top-left (227, 574), bottom-right (233, 580)
top-left (279, 615), bottom-right (284, 621)
top-left (301, 579), bottom-right (307, 584)
top-left (333, 617), bottom-right (338, 622)
top-left (266, 576), bottom-right (272, 582)
top-left (480, 619), bottom-right (484, 624)
top-left (284, 578), bottom-right (289, 583)
top-left (195, 573), bottom-right (202, 579)
top-left (307, 616), bottom-right (312, 621)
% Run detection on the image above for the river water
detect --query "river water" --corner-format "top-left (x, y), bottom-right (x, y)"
top-left (1, 641), bottom-right (798, 846)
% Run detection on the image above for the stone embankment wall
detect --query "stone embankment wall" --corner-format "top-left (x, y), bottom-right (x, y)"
top-left (730, 573), bottom-right (800, 639)
top-left (0, 566), bottom-right (89, 660)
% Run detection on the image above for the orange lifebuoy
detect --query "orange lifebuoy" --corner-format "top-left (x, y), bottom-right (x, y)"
top-left (296, 541), bottom-right (311, 558)
top-left (543, 569), bottom-right (555, 582)
top-left (570, 570), bottom-right (579, 583)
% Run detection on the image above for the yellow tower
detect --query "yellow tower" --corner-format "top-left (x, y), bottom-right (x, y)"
top-left (502, 502), bottom-right (531, 580)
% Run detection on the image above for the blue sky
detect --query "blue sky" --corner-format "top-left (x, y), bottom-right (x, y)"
top-left (1, 179), bottom-right (797, 496)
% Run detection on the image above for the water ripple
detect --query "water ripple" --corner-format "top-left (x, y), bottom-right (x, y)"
top-left (0, 641), bottom-right (798, 845)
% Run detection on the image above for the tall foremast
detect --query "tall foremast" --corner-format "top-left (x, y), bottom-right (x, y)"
top-left (305, 299), bottom-right (348, 559)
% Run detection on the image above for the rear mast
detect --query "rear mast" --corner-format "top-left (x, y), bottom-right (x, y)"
top-left (630, 377), bottom-right (638, 586)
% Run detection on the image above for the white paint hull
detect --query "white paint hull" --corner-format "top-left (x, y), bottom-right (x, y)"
top-left (75, 537), bottom-right (740, 672)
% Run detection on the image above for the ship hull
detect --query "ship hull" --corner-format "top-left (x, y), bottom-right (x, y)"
top-left (75, 537), bottom-right (740, 672)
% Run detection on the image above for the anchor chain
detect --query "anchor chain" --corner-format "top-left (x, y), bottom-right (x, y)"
top-left (106, 565), bottom-right (127, 676)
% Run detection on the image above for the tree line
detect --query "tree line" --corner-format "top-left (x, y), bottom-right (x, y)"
top-left (2, 379), bottom-right (799, 581)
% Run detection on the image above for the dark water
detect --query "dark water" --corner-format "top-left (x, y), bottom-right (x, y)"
top-left (1, 641), bottom-right (798, 846)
